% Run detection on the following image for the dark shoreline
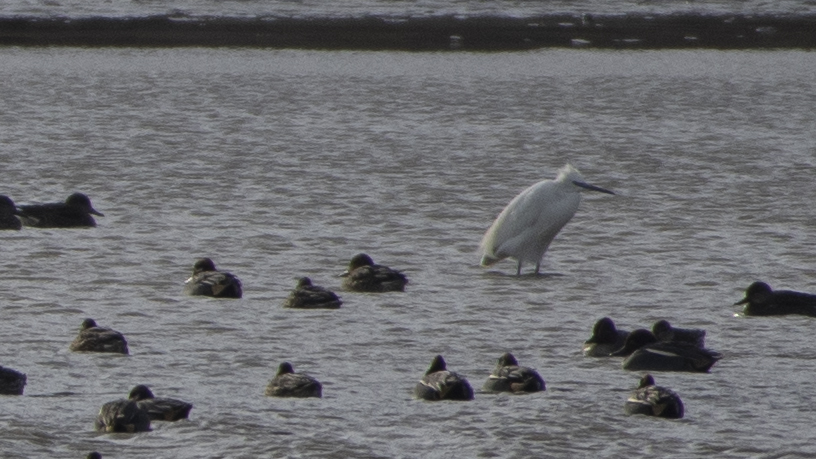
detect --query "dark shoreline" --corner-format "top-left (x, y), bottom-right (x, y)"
top-left (1, 13), bottom-right (815, 50)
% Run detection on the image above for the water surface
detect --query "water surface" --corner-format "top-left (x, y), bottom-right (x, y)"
top-left (0, 48), bottom-right (815, 458)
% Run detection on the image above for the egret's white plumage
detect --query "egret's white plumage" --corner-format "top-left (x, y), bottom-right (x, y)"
top-left (479, 164), bottom-right (614, 275)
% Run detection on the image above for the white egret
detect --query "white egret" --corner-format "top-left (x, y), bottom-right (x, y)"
top-left (479, 164), bottom-right (614, 276)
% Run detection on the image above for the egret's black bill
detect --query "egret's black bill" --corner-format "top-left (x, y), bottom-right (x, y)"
top-left (573, 180), bottom-right (615, 195)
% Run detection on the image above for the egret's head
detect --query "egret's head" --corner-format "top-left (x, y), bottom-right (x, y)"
top-left (557, 164), bottom-right (583, 183)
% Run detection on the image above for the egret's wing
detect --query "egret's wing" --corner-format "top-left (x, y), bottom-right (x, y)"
top-left (480, 182), bottom-right (547, 255)
top-left (482, 180), bottom-right (578, 263)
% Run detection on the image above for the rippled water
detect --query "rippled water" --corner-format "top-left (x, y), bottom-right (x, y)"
top-left (1, 48), bottom-right (815, 458)
top-left (4, 0), bottom-right (814, 18)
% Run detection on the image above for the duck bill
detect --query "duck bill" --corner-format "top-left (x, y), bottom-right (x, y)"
top-left (90, 209), bottom-right (104, 216)
top-left (573, 180), bottom-right (615, 195)
top-left (609, 346), bottom-right (630, 357)
top-left (734, 297), bottom-right (749, 305)
top-left (339, 270), bottom-right (350, 278)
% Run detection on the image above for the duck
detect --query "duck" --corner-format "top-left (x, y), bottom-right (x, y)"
top-left (283, 277), bottom-right (342, 309)
top-left (95, 398), bottom-right (151, 433)
top-left (611, 329), bottom-right (721, 372)
top-left (482, 352), bottom-right (545, 394)
top-left (265, 362), bottom-right (322, 398)
top-left (128, 385), bottom-right (193, 421)
top-left (414, 355), bottom-right (474, 401)
top-left (0, 195), bottom-right (21, 230)
top-left (651, 320), bottom-right (706, 347)
top-left (69, 319), bottom-right (129, 354)
top-left (582, 317), bottom-right (628, 357)
top-left (86, 453), bottom-right (102, 459)
top-left (340, 253), bottom-right (408, 292)
top-left (183, 258), bottom-right (243, 298)
top-left (624, 374), bottom-right (684, 419)
top-left (735, 281), bottom-right (816, 317)
top-left (17, 192), bottom-right (103, 228)
top-left (0, 365), bottom-right (27, 395)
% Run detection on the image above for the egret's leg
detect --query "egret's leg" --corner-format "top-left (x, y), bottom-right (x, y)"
top-left (535, 262), bottom-right (541, 275)
top-left (516, 260), bottom-right (522, 276)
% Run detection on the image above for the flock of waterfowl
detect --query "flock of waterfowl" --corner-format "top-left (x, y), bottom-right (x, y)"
top-left (0, 191), bottom-right (412, 457)
top-left (4, 176), bottom-right (816, 458)
top-left (578, 280), bottom-right (816, 419)
top-left (578, 281), bottom-right (816, 417)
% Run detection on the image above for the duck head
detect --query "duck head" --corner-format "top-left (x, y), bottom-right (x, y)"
top-left (610, 329), bottom-right (657, 357)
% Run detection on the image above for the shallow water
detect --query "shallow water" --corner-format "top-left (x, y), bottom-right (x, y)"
top-left (0, 48), bottom-right (815, 458)
top-left (3, 0), bottom-right (813, 18)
